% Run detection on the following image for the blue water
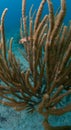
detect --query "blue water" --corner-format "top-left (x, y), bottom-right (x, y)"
top-left (0, 0), bottom-right (71, 35)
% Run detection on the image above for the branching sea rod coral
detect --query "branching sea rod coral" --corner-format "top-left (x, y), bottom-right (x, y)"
top-left (0, 0), bottom-right (71, 130)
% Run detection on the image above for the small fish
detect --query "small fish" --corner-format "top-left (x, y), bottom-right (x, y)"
top-left (19, 36), bottom-right (31, 44)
